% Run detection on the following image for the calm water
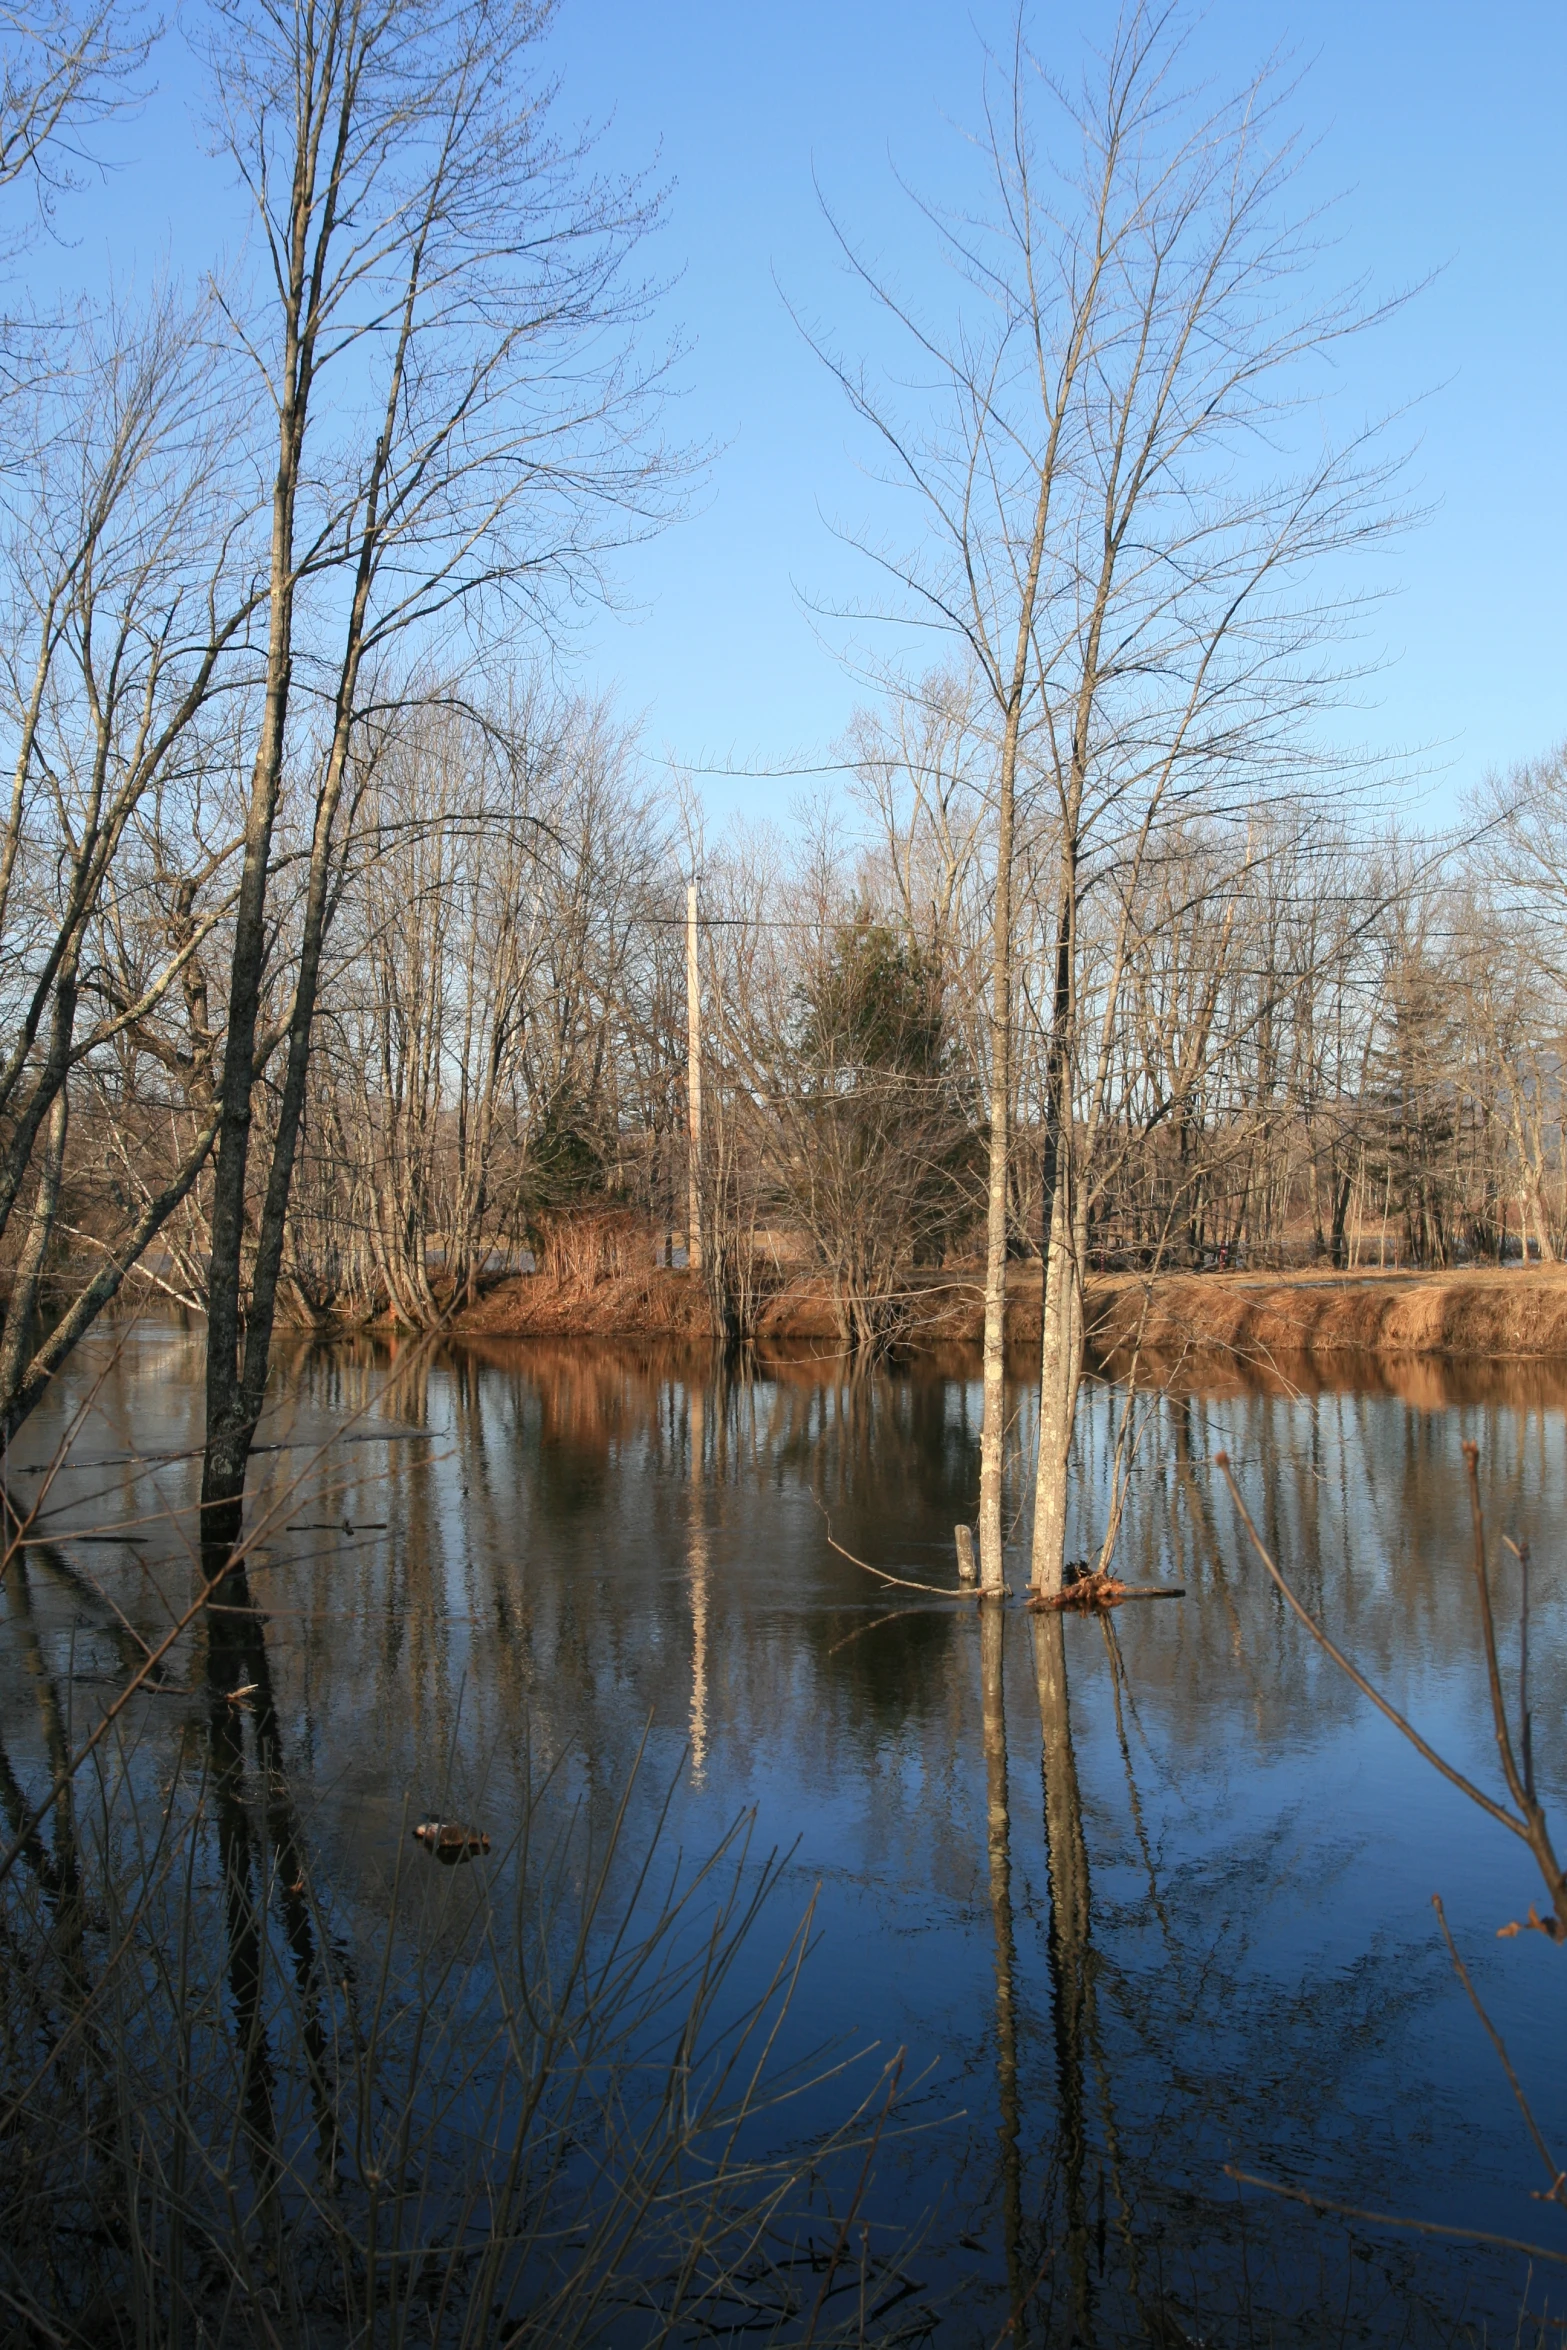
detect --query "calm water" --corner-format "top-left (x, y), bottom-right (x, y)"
top-left (7, 1325), bottom-right (1567, 2342)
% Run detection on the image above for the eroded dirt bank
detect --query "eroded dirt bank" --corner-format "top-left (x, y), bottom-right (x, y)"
top-left (1087, 1264), bottom-right (1567, 1362)
top-left (455, 1261), bottom-right (1567, 1360)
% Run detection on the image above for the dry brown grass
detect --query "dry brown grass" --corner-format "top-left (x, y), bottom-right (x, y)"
top-left (461, 1208), bottom-right (713, 1338)
top-left (460, 1269), bottom-right (713, 1338)
top-left (458, 1252), bottom-right (1567, 1364)
top-left (1087, 1265), bottom-right (1567, 1364)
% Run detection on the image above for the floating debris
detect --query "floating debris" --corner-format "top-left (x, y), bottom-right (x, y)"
top-left (1497, 1903), bottom-right (1564, 1942)
top-left (1031, 1569), bottom-right (1129, 1612)
top-left (413, 1817), bottom-right (491, 1863)
top-left (1029, 1568), bottom-right (1185, 1613)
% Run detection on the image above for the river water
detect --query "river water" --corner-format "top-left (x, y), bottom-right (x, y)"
top-left (6, 1323), bottom-right (1567, 2343)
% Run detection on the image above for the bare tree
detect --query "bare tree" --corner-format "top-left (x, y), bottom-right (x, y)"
top-left (0, 0), bottom-right (151, 228)
top-left (1471, 747), bottom-right (1567, 1258)
top-left (0, 293), bottom-right (253, 1438)
top-left (812, 4), bottom-right (1407, 1593)
top-left (191, 0), bottom-right (686, 1547)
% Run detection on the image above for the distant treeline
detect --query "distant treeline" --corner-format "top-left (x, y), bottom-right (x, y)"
top-left (12, 667), bottom-right (1562, 1354)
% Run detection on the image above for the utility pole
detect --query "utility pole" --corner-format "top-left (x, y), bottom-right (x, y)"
top-left (686, 878), bottom-right (703, 1274)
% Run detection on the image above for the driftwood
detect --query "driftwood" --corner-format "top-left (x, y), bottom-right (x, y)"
top-left (1028, 1569), bottom-right (1185, 1613)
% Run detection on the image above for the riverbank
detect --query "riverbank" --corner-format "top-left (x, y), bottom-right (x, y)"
top-left (455, 1260), bottom-right (1567, 1360)
top-left (1089, 1263), bottom-right (1567, 1363)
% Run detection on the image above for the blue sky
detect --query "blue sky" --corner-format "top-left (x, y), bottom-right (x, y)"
top-left (40, 0), bottom-right (1567, 824)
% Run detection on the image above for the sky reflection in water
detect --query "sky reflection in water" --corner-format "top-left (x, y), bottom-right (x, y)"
top-left (8, 1325), bottom-right (1567, 2342)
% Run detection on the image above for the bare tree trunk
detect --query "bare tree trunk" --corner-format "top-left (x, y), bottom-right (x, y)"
top-left (237, 679), bottom-right (370, 1436)
top-left (1528, 1184), bottom-right (1556, 1265)
top-left (686, 878), bottom-right (703, 1278)
top-left (0, 1089), bottom-right (68, 1409)
top-left (1031, 1164), bottom-right (1085, 1593)
top-left (977, 764), bottom-right (1014, 1591)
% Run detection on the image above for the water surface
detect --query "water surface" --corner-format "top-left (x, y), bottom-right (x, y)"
top-left (7, 1327), bottom-right (1567, 2343)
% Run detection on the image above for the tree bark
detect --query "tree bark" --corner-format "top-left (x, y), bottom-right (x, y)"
top-left (1031, 1172), bottom-right (1086, 1595)
top-left (0, 1088), bottom-right (68, 1412)
top-left (686, 878), bottom-right (703, 1277)
top-left (977, 762), bottom-right (1014, 1591)
top-left (199, 192), bottom-right (309, 1551)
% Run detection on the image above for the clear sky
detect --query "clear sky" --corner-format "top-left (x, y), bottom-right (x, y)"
top-left (37, 0), bottom-right (1567, 824)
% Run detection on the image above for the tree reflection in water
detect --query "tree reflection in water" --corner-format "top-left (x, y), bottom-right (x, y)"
top-left (202, 1529), bottom-right (338, 2227)
top-left (6, 1325), bottom-right (1567, 2341)
top-left (979, 1601), bottom-right (1024, 2331)
top-left (1035, 1608), bottom-right (1092, 2338)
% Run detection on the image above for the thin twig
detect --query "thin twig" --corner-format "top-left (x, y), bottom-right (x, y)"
top-left (1460, 1444), bottom-right (1567, 1933)
top-left (800, 2054), bottom-right (904, 2346)
top-left (985, 2235), bottom-right (1064, 2346)
top-left (1463, 1442), bottom-right (1532, 1819)
top-left (3, 1327), bottom-right (137, 1581)
top-left (1506, 1536), bottom-right (1536, 1803)
top-left (1432, 1894), bottom-right (1566, 2205)
top-left (1213, 1451), bottom-right (1528, 1842)
top-left (827, 1606), bottom-right (912, 1656)
top-left (1222, 2168), bottom-right (1567, 2264)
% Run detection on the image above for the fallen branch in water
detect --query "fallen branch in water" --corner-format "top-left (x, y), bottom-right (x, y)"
top-left (819, 1512), bottom-right (977, 1598)
top-left (1222, 2167), bottom-right (1567, 2265)
top-left (1213, 1445), bottom-right (1567, 1935)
